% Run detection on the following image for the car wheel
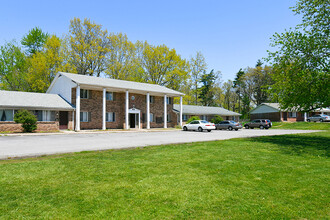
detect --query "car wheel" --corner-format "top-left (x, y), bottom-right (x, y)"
top-left (198, 127), bottom-right (203, 132)
top-left (207, 130), bottom-right (211, 132)
top-left (307, 119), bottom-right (310, 122)
top-left (259, 125), bottom-right (264, 129)
top-left (245, 125), bottom-right (249, 129)
top-left (235, 129), bottom-right (238, 131)
top-left (183, 126), bottom-right (188, 131)
top-left (320, 119), bottom-right (323, 122)
top-left (228, 126), bottom-right (233, 131)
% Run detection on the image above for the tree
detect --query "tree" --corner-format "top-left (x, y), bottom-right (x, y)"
top-left (105, 33), bottom-right (140, 80)
top-left (141, 43), bottom-right (189, 90)
top-left (21, 27), bottom-right (49, 55)
top-left (0, 41), bottom-right (29, 91)
top-left (210, 115), bottom-right (224, 124)
top-left (27, 35), bottom-right (76, 92)
top-left (190, 51), bottom-right (207, 104)
top-left (14, 109), bottom-right (37, 132)
top-left (199, 70), bottom-right (217, 106)
top-left (233, 68), bottom-right (245, 113)
top-left (267, 0), bottom-right (330, 112)
top-left (68, 18), bottom-right (111, 76)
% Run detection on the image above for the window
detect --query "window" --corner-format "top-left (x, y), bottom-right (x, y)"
top-left (148, 96), bottom-right (154, 103)
top-left (106, 92), bottom-right (114, 101)
top-left (80, 89), bottom-right (90, 99)
top-left (166, 97), bottom-right (172, 105)
top-left (183, 114), bottom-right (188, 121)
top-left (289, 112), bottom-right (297, 118)
top-left (150, 113), bottom-right (154, 122)
top-left (0, 109), bottom-right (14, 121)
top-left (167, 113), bottom-right (171, 122)
top-left (33, 110), bottom-right (55, 121)
top-left (106, 112), bottom-right (115, 122)
top-left (80, 112), bottom-right (90, 122)
top-left (201, 115), bottom-right (207, 120)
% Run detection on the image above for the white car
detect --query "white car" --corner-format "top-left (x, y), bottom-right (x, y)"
top-left (183, 120), bottom-right (216, 132)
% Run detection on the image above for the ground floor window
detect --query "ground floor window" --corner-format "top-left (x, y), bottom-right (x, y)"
top-left (289, 112), bottom-right (297, 118)
top-left (0, 109), bottom-right (14, 121)
top-left (201, 115), bottom-right (207, 120)
top-left (183, 114), bottom-right (188, 121)
top-left (167, 113), bottom-right (171, 122)
top-left (33, 110), bottom-right (55, 121)
top-left (106, 112), bottom-right (115, 122)
top-left (80, 112), bottom-right (90, 122)
top-left (150, 113), bottom-right (154, 122)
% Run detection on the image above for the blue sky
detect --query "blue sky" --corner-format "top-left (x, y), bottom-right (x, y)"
top-left (1, 0), bottom-right (301, 81)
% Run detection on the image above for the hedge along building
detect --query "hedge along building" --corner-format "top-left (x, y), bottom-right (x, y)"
top-left (173, 104), bottom-right (241, 123)
top-left (47, 72), bottom-right (184, 131)
top-left (0, 90), bottom-right (74, 132)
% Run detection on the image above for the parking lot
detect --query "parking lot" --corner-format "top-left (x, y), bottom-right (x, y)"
top-left (0, 129), bottom-right (319, 159)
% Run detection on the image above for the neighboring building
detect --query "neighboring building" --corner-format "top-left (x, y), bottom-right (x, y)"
top-left (47, 72), bottom-right (184, 131)
top-left (173, 104), bottom-right (241, 123)
top-left (250, 103), bottom-right (330, 122)
top-left (0, 90), bottom-right (74, 132)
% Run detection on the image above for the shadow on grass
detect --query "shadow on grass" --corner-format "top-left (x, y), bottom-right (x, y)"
top-left (252, 134), bottom-right (330, 157)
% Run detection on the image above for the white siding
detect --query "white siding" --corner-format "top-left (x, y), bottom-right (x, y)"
top-left (48, 75), bottom-right (76, 103)
top-left (251, 105), bottom-right (279, 114)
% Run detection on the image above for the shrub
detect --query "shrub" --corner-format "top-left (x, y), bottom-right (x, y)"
top-left (211, 115), bottom-right (224, 124)
top-left (14, 110), bottom-right (37, 132)
top-left (187, 116), bottom-right (200, 123)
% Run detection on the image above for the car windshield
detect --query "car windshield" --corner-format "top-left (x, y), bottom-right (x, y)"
top-left (201, 120), bottom-right (209, 123)
top-left (229, 121), bottom-right (236, 124)
top-left (320, 114), bottom-right (328, 117)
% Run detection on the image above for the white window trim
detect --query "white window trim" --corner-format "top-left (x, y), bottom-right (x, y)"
top-left (106, 112), bottom-right (116, 122)
top-left (0, 109), bottom-right (14, 122)
top-left (81, 89), bottom-right (90, 99)
top-left (80, 111), bottom-right (89, 122)
top-left (106, 92), bottom-right (114, 101)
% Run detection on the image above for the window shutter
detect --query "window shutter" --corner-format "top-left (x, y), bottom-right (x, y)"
top-left (142, 113), bottom-right (145, 123)
top-left (113, 112), bottom-right (115, 122)
top-left (106, 113), bottom-right (108, 122)
top-left (88, 112), bottom-right (91, 122)
top-left (80, 112), bottom-right (83, 121)
top-left (113, 92), bottom-right (116, 101)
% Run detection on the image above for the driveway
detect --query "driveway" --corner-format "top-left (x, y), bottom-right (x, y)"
top-left (0, 129), bottom-right (319, 159)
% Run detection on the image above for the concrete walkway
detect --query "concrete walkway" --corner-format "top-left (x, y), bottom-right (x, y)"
top-left (0, 129), bottom-right (320, 160)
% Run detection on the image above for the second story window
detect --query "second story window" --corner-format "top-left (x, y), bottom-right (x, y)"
top-left (80, 89), bottom-right (90, 99)
top-left (106, 92), bottom-right (114, 101)
top-left (166, 97), bottom-right (172, 105)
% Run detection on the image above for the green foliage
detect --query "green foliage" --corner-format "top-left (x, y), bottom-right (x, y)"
top-left (199, 69), bottom-right (217, 106)
top-left (0, 41), bottom-right (29, 91)
top-left (68, 18), bottom-right (110, 76)
top-left (14, 109), bottom-right (37, 132)
top-left (0, 132), bottom-right (329, 219)
top-left (187, 115), bottom-right (200, 123)
top-left (190, 51), bottom-right (207, 105)
top-left (21, 27), bottom-right (49, 55)
top-left (267, 0), bottom-right (330, 111)
top-left (210, 115), bottom-right (224, 124)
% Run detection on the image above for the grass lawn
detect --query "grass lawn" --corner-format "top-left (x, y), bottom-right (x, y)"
top-left (0, 132), bottom-right (329, 219)
top-left (271, 121), bottom-right (330, 130)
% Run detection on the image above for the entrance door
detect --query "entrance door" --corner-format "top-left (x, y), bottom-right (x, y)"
top-left (129, 113), bottom-right (136, 128)
top-left (59, 111), bottom-right (68, 129)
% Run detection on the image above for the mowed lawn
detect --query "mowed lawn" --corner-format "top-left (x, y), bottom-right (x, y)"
top-left (271, 121), bottom-right (330, 130)
top-left (0, 132), bottom-right (329, 219)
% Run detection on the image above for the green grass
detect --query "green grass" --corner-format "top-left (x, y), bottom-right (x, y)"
top-left (272, 121), bottom-right (330, 130)
top-left (0, 132), bottom-right (329, 219)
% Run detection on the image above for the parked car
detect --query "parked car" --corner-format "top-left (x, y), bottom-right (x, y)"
top-left (244, 119), bottom-right (271, 129)
top-left (216, 121), bottom-right (242, 131)
top-left (183, 120), bottom-right (216, 132)
top-left (307, 114), bottom-right (330, 122)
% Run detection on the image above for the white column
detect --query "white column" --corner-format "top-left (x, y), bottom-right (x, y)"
top-left (75, 85), bottom-right (80, 131)
top-left (125, 90), bottom-right (129, 129)
top-left (180, 96), bottom-right (183, 127)
top-left (304, 112), bottom-right (307, 122)
top-left (138, 112), bottom-right (141, 129)
top-left (72, 111), bottom-right (74, 130)
top-left (102, 88), bottom-right (106, 130)
top-left (146, 93), bottom-right (150, 129)
top-left (164, 95), bottom-right (167, 128)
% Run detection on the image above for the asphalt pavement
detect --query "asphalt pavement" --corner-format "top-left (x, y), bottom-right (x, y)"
top-left (0, 129), bottom-right (319, 159)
